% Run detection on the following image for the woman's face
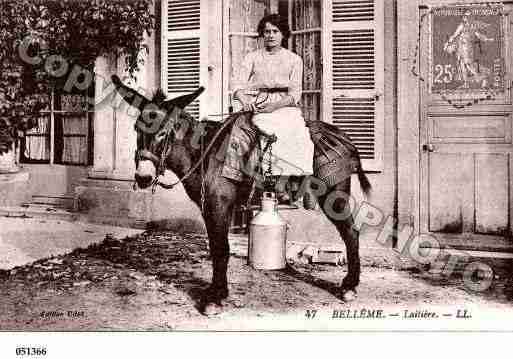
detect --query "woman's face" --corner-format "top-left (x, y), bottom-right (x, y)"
top-left (263, 22), bottom-right (283, 50)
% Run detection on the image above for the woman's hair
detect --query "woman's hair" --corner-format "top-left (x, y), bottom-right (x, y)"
top-left (257, 14), bottom-right (291, 40)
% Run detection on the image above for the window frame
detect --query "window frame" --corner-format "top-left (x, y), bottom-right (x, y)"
top-left (20, 87), bottom-right (94, 166)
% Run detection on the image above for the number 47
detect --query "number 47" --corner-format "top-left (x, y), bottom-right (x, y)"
top-left (434, 64), bottom-right (453, 84)
top-left (305, 310), bottom-right (317, 319)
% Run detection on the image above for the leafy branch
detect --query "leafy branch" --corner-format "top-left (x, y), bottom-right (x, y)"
top-left (0, 0), bottom-right (155, 154)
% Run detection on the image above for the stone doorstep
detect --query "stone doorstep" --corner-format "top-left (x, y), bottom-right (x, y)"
top-left (21, 203), bottom-right (69, 210)
top-left (0, 170), bottom-right (30, 182)
top-left (75, 213), bottom-right (149, 230)
top-left (2, 202), bottom-right (252, 236)
top-left (29, 195), bottom-right (75, 210)
top-left (0, 205), bottom-right (78, 222)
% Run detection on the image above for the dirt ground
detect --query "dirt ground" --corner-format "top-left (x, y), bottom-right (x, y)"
top-left (1, 230), bottom-right (513, 331)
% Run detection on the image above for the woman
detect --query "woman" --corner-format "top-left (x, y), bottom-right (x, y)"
top-left (443, 9), bottom-right (494, 89)
top-left (221, 13), bottom-right (314, 182)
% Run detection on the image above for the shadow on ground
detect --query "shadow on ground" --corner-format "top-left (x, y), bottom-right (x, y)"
top-left (1, 230), bottom-right (513, 330)
top-left (79, 231), bottom-right (213, 312)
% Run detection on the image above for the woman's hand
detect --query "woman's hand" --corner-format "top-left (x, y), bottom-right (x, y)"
top-left (234, 90), bottom-right (256, 112)
top-left (256, 102), bottom-right (280, 113)
top-left (256, 95), bottom-right (294, 113)
top-left (242, 103), bottom-right (257, 112)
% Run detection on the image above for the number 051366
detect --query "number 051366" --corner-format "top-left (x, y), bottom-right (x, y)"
top-left (15, 347), bottom-right (47, 356)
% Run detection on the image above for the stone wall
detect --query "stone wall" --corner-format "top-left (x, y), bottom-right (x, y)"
top-left (75, 172), bottom-right (205, 233)
top-left (0, 170), bottom-right (31, 207)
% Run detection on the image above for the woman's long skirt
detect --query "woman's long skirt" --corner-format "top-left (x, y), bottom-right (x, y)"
top-left (252, 106), bottom-right (314, 176)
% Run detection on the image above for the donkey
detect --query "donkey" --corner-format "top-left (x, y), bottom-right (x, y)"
top-left (111, 75), bottom-right (371, 315)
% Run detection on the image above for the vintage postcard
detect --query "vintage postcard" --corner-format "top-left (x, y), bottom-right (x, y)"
top-left (1, 1), bottom-right (513, 353)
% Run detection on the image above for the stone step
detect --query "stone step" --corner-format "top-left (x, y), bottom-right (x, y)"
top-left (21, 202), bottom-right (73, 212)
top-left (0, 205), bottom-right (78, 222)
top-left (29, 195), bottom-right (75, 210)
top-left (21, 203), bottom-right (67, 211)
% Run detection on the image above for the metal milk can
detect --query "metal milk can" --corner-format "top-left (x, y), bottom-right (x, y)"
top-left (248, 192), bottom-right (288, 270)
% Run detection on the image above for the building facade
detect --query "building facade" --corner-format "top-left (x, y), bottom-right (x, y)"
top-left (9, 0), bottom-right (513, 253)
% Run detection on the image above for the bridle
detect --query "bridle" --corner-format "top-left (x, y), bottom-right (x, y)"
top-left (134, 93), bottom-right (278, 210)
top-left (136, 149), bottom-right (161, 168)
top-left (134, 107), bottom-right (241, 194)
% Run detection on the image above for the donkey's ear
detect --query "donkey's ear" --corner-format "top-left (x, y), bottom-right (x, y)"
top-left (111, 75), bottom-right (152, 111)
top-left (161, 86), bottom-right (205, 111)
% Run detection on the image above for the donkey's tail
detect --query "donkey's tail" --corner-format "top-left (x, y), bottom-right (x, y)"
top-left (356, 157), bottom-right (372, 197)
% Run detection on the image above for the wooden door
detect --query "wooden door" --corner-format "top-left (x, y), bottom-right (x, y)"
top-left (419, 3), bottom-right (513, 251)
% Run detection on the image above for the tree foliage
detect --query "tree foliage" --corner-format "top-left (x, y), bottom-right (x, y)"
top-left (0, 0), bottom-right (155, 154)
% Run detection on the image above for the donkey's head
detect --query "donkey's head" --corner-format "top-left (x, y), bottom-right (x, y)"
top-left (111, 75), bottom-right (204, 189)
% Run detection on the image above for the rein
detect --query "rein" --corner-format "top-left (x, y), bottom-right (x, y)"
top-left (146, 92), bottom-right (273, 193)
top-left (205, 91), bottom-right (270, 117)
top-left (148, 112), bottom-right (242, 193)
top-left (136, 92), bottom-right (277, 218)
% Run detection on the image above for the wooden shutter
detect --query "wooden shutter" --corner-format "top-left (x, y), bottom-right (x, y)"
top-left (322, 0), bottom-right (384, 171)
top-left (162, 0), bottom-right (207, 119)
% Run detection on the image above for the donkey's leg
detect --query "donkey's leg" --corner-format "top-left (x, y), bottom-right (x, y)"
top-left (201, 177), bottom-right (238, 311)
top-left (317, 178), bottom-right (360, 301)
top-left (203, 203), bottom-right (233, 302)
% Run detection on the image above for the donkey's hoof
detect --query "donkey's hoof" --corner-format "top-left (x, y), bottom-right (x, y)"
top-left (204, 286), bottom-right (228, 302)
top-left (341, 289), bottom-right (357, 302)
top-left (202, 302), bottom-right (224, 316)
top-left (199, 286), bottom-right (228, 315)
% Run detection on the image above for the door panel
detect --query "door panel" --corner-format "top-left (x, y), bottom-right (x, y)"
top-left (419, 3), bottom-right (513, 248)
top-left (475, 153), bottom-right (509, 235)
top-left (431, 114), bottom-right (511, 143)
top-left (428, 153), bottom-right (472, 234)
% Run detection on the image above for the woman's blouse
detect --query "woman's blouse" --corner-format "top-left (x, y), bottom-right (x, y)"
top-left (232, 48), bottom-right (303, 105)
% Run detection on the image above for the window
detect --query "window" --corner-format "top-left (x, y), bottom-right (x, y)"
top-left (160, 0), bottom-right (385, 171)
top-left (227, 0), bottom-right (269, 101)
top-left (20, 88), bottom-right (94, 166)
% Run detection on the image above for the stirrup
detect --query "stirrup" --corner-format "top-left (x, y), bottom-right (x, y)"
top-left (303, 191), bottom-right (317, 210)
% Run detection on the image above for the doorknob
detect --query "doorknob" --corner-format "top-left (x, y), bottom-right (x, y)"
top-left (422, 143), bottom-right (435, 152)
